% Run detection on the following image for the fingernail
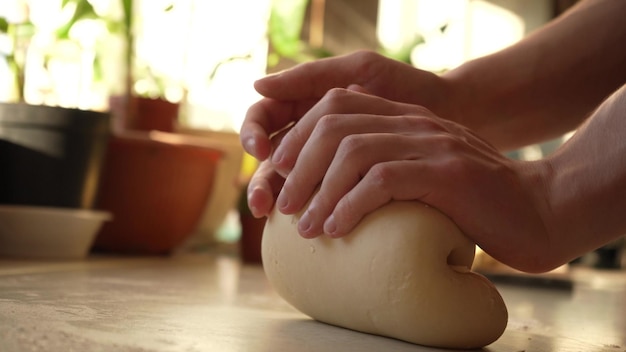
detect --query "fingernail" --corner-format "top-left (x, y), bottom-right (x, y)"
top-left (298, 211), bottom-right (312, 235)
top-left (248, 204), bottom-right (260, 217)
top-left (324, 215), bottom-right (337, 236)
top-left (243, 136), bottom-right (256, 155)
top-left (247, 189), bottom-right (260, 217)
top-left (276, 191), bottom-right (289, 211)
top-left (271, 148), bottom-right (284, 165)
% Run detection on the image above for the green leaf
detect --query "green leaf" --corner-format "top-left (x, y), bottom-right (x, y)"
top-left (268, 0), bottom-right (309, 58)
top-left (379, 34), bottom-right (425, 64)
top-left (0, 17), bottom-right (8, 33)
top-left (93, 52), bottom-right (103, 82)
top-left (56, 0), bottom-right (99, 39)
top-left (122, 0), bottom-right (132, 33)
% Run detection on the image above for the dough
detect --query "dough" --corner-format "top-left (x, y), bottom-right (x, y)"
top-left (262, 201), bottom-right (508, 349)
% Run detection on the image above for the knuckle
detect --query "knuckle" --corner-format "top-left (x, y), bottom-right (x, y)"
top-left (438, 152), bottom-right (472, 177)
top-left (337, 134), bottom-right (368, 157)
top-left (367, 163), bottom-right (398, 189)
top-left (311, 114), bottom-right (343, 141)
top-left (350, 50), bottom-right (389, 84)
top-left (286, 123), bottom-right (304, 144)
top-left (402, 114), bottom-right (445, 132)
top-left (316, 113), bottom-right (342, 132)
top-left (436, 133), bottom-right (458, 149)
top-left (319, 88), bottom-right (352, 113)
top-left (351, 50), bottom-right (385, 70)
top-left (432, 133), bottom-right (464, 152)
top-left (351, 49), bottom-right (381, 61)
top-left (276, 129), bottom-right (300, 159)
top-left (411, 105), bottom-right (436, 117)
top-left (334, 195), bottom-right (360, 228)
top-left (323, 87), bottom-right (350, 101)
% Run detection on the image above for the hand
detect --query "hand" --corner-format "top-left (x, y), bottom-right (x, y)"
top-left (241, 51), bottom-right (449, 216)
top-left (272, 89), bottom-right (552, 272)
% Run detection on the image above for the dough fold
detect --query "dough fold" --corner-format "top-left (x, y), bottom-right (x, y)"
top-left (262, 201), bottom-right (508, 349)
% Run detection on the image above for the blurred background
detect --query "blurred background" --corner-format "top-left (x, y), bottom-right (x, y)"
top-left (1, 0), bottom-right (579, 132)
top-left (4, 0), bottom-right (621, 268)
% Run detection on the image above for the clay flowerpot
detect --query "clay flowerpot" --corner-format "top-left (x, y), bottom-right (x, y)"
top-left (236, 185), bottom-right (268, 264)
top-left (0, 103), bottom-right (110, 209)
top-left (94, 131), bottom-right (222, 255)
top-left (109, 95), bottom-right (179, 133)
top-left (174, 128), bottom-right (246, 249)
top-left (239, 213), bottom-right (267, 264)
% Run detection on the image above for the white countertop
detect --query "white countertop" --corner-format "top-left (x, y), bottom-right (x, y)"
top-left (1, 247), bottom-right (625, 352)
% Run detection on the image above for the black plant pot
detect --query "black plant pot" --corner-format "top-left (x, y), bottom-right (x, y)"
top-left (0, 103), bottom-right (110, 209)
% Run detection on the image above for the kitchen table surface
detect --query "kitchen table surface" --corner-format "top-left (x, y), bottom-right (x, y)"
top-left (1, 246), bottom-right (625, 352)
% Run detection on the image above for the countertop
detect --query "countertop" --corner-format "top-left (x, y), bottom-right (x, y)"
top-left (1, 246), bottom-right (625, 352)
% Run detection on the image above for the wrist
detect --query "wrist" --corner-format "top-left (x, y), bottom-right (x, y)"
top-left (439, 64), bottom-right (477, 128)
top-left (440, 59), bottom-right (510, 148)
top-left (515, 158), bottom-right (563, 270)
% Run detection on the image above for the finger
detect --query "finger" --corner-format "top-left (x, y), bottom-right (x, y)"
top-left (297, 133), bottom-right (425, 237)
top-left (255, 51), bottom-right (432, 105)
top-left (324, 160), bottom-right (436, 237)
top-left (323, 130), bottom-right (490, 238)
top-left (267, 126), bottom-right (293, 178)
top-left (278, 112), bottom-right (444, 215)
top-left (278, 114), bottom-right (411, 215)
top-left (255, 53), bottom-right (377, 100)
top-left (272, 89), bottom-right (432, 176)
top-left (241, 97), bottom-right (316, 160)
top-left (246, 161), bottom-right (285, 217)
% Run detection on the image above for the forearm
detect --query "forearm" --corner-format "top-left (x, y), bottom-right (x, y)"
top-left (539, 84), bottom-right (626, 266)
top-left (443, 0), bottom-right (626, 151)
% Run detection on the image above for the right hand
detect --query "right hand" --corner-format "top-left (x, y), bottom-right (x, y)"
top-left (241, 51), bottom-right (452, 217)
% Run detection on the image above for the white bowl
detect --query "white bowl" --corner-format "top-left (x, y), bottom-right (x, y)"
top-left (0, 205), bottom-right (112, 259)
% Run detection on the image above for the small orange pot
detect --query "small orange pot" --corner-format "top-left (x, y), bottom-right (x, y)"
top-left (239, 213), bottom-right (267, 264)
top-left (94, 132), bottom-right (222, 255)
top-left (109, 95), bottom-right (179, 133)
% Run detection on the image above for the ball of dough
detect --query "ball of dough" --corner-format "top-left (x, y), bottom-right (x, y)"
top-left (262, 201), bottom-right (508, 349)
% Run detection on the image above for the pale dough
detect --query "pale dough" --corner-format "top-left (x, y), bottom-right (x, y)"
top-left (262, 201), bottom-right (508, 349)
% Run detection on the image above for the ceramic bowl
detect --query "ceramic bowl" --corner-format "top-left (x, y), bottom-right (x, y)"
top-left (0, 205), bottom-right (112, 259)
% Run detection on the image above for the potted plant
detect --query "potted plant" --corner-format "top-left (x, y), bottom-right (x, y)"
top-left (235, 0), bottom-right (337, 263)
top-left (0, 0), bottom-right (110, 210)
top-left (237, 176), bottom-right (267, 264)
top-left (104, 0), bottom-right (181, 133)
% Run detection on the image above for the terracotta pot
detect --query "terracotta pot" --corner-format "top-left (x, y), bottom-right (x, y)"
top-left (239, 213), bottom-right (267, 264)
top-left (109, 95), bottom-right (179, 133)
top-left (94, 131), bottom-right (221, 255)
top-left (175, 128), bottom-right (246, 249)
